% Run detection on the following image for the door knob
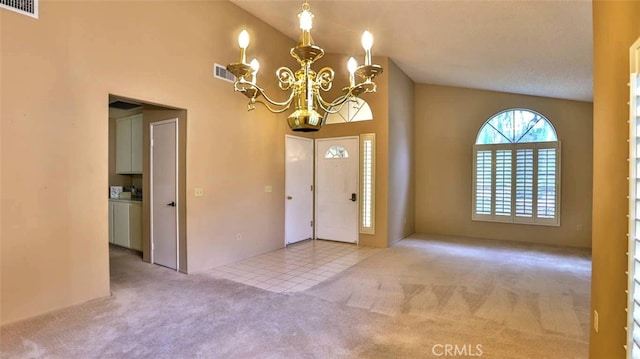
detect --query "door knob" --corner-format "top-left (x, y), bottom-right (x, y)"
top-left (287, 196), bottom-right (293, 200)
top-left (167, 201), bottom-right (176, 207)
top-left (350, 193), bottom-right (357, 202)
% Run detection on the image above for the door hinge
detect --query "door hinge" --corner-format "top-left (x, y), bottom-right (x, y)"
top-left (310, 220), bottom-right (313, 227)
top-left (310, 185), bottom-right (313, 191)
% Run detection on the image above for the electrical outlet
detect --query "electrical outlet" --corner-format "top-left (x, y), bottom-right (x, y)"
top-left (236, 233), bottom-right (242, 241)
top-left (264, 186), bottom-right (272, 193)
top-left (195, 187), bottom-right (204, 197)
top-left (594, 310), bottom-right (599, 333)
top-left (577, 224), bottom-right (583, 232)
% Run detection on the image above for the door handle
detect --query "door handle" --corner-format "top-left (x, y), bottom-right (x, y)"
top-left (350, 193), bottom-right (357, 202)
top-left (167, 201), bottom-right (176, 207)
top-left (287, 196), bottom-right (293, 200)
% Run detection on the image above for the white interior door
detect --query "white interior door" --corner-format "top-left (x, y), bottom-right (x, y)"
top-left (151, 119), bottom-right (178, 270)
top-left (285, 135), bottom-right (314, 245)
top-left (316, 137), bottom-right (359, 243)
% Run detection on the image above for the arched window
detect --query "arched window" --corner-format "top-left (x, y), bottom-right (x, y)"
top-left (473, 109), bottom-right (560, 225)
top-left (325, 145), bottom-right (349, 159)
top-left (324, 97), bottom-right (373, 124)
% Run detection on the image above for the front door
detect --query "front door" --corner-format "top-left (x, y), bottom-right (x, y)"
top-left (285, 135), bottom-right (314, 245)
top-left (151, 119), bottom-right (178, 270)
top-left (316, 137), bottom-right (359, 243)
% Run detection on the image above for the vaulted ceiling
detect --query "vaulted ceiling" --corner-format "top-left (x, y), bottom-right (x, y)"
top-left (230, 0), bottom-right (593, 102)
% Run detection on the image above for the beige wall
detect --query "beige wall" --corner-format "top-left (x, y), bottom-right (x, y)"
top-left (590, 1), bottom-right (640, 357)
top-left (387, 60), bottom-right (415, 245)
top-left (0, 1), bottom-right (294, 324)
top-left (415, 84), bottom-right (593, 248)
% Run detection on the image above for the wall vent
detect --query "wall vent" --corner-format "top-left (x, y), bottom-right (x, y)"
top-left (1, 0), bottom-right (38, 18)
top-left (214, 63), bottom-right (236, 83)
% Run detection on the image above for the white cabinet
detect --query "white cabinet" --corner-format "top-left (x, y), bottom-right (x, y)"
top-left (109, 200), bottom-right (142, 251)
top-left (115, 114), bottom-right (143, 174)
top-left (131, 115), bottom-right (143, 173)
top-left (109, 201), bottom-right (114, 244)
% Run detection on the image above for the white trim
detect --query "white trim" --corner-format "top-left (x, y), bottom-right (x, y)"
top-left (150, 123), bottom-right (155, 265)
top-left (359, 133), bottom-right (376, 235)
top-left (150, 118), bottom-right (179, 272)
top-left (626, 35), bottom-right (640, 358)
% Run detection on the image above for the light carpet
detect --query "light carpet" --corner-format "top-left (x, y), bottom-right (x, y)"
top-left (0, 234), bottom-right (591, 358)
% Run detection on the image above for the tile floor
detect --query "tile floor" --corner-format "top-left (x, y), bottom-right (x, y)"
top-left (208, 239), bottom-right (380, 293)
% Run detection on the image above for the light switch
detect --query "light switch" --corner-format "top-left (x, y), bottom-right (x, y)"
top-left (195, 187), bottom-right (204, 197)
top-left (264, 186), bottom-right (272, 193)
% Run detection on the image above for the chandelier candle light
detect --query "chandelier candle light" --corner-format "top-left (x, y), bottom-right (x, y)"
top-left (226, 0), bottom-right (383, 132)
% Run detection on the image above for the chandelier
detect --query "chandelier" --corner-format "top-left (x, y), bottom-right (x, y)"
top-left (226, 0), bottom-right (383, 132)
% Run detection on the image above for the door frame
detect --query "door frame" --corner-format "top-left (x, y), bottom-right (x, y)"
top-left (150, 118), bottom-right (179, 271)
top-left (314, 136), bottom-right (360, 244)
top-left (284, 135), bottom-right (315, 246)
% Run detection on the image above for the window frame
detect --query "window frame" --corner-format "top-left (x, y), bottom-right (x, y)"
top-left (472, 111), bottom-right (561, 226)
top-left (626, 36), bottom-right (640, 358)
top-left (360, 133), bottom-right (376, 234)
top-left (476, 108), bottom-right (558, 145)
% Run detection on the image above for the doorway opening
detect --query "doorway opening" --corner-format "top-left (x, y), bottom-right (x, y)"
top-left (107, 95), bottom-right (188, 275)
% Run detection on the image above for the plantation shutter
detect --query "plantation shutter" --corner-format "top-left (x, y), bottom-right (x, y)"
top-left (494, 149), bottom-right (513, 218)
top-left (473, 149), bottom-right (493, 219)
top-left (515, 148), bottom-right (534, 220)
top-left (537, 147), bottom-right (557, 218)
top-left (473, 143), bottom-right (560, 225)
top-left (535, 143), bottom-right (560, 225)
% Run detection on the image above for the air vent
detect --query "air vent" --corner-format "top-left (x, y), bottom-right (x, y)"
top-left (109, 100), bottom-right (142, 110)
top-left (1, 0), bottom-right (38, 18)
top-left (214, 63), bottom-right (236, 83)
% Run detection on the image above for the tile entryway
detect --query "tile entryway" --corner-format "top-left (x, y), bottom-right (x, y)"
top-left (209, 240), bottom-right (380, 293)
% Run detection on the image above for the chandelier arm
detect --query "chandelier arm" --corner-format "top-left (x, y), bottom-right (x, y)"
top-left (253, 99), bottom-right (293, 114)
top-left (233, 81), bottom-right (247, 93)
top-left (276, 67), bottom-right (296, 91)
top-left (235, 79), bottom-right (296, 110)
top-left (315, 67), bottom-right (335, 92)
top-left (253, 85), bottom-right (296, 109)
top-left (317, 101), bottom-right (346, 115)
top-left (316, 93), bottom-right (352, 114)
top-left (363, 82), bottom-right (377, 93)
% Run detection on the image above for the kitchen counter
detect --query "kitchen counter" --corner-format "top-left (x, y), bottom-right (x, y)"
top-left (109, 198), bottom-right (142, 203)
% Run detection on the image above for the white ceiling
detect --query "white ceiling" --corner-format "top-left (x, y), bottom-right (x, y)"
top-left (230, 0), bottom-right (593, 102)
